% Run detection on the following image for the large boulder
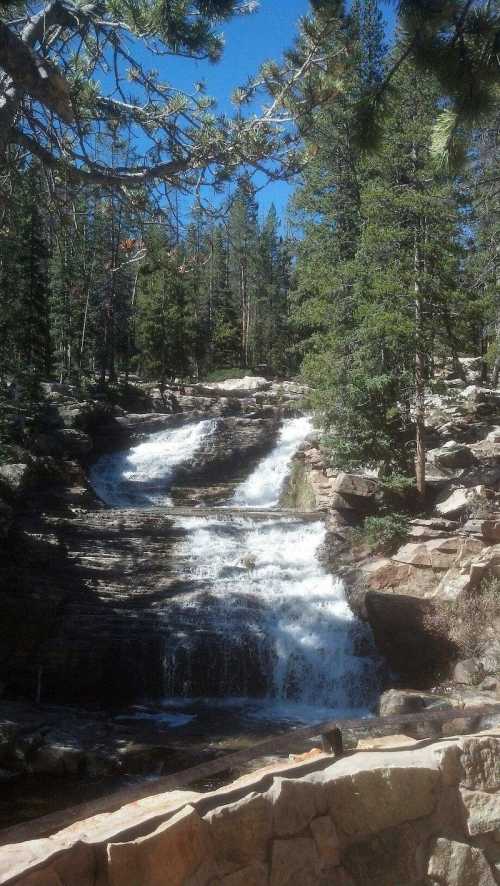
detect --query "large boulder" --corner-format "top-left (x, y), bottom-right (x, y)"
top-left (322, 749), bottom-right (440, 839)
top-left (378, 688), bottom-right (453, 717)
top-left (462, 516), bottom-right (500, 543)
top-left (197, 377), bottom-right (271, 398)
top-left (333, 473), bottom-right (378, 500)
top-left (427, 837), bottom-right (496, 886)
top-left (427, 441), bottom-right (476, 470)
top-left (392, 537), bottom-right (483, 570)
top-left (435, 485), bottom-right (493, 518)
top-left (55, 428), bottom-right (93, 457)
top-left (108, 804), bottom-right (216, 886)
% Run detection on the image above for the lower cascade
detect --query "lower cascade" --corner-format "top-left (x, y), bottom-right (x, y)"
top-left (90, 416), bottom-right (378, 723)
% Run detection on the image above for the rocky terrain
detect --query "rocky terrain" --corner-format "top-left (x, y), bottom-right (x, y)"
top-left (4, 725), bottom-right (500, 885)
top-left (0, 377), bottom-right (310, 809)
top-left (3, 362), bottom-right (500, 848)
top-left (283, 357), bottom-right (500, 697)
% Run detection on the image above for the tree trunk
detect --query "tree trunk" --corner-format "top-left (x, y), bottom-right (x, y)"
top-left (492, 356), bottom-right (500, 388)
top-left (414, 236), bottom-right (426, 499)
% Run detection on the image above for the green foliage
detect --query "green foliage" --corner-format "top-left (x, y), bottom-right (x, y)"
top-left (289, 1), bottom-right (485, 484)
top-left (353, 513), bottom-right (410, 554)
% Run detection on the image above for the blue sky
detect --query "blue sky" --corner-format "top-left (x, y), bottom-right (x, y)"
top-left (162, 1), bottom-right (397, 223)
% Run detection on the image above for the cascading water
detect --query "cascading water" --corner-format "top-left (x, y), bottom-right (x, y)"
top-left (88, 413), bottom-right (378, 726)
top-left (159, 417), bottom-right (376, 721)
top-left (232, 416), bottom-right (312, 509)
top-left (89, 419), bottom-right (217, 507)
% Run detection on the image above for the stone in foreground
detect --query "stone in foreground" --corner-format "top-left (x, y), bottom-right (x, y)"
top-left (3, 731), bottom-right (500, 885)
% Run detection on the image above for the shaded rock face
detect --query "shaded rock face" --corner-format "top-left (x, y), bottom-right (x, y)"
top-left (0, 379), bottom-right (295, 705)
top-left (172, 417), bottom-right (279, 497)
top-left (5, 731), bottom-right (500, 886)
top-left (0, 508), bottom-right (281, 706)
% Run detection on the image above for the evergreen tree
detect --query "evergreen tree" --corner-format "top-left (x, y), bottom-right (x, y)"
top-left (228, 178), bottom-right (260, 367)
top-left (135, 227), bottom-right (196, 382)
top-left (292, 16), bottom-right (468, 490)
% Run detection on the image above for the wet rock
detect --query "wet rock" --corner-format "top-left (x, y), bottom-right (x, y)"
top-left (116, 743), bottom-right (169, 775)
top-left (378, 689), bottom-right (452, 717)
top-left (427, 837), bottom-right (496, 885)
top-left (365, 591), bottom-right (456, 683)
top-left (175, 417), bottom-right (278, 490)
top-left (30, 743), bottom-right (84, 777)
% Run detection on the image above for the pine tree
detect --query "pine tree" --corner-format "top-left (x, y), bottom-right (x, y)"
top-left (292, 13), bottom-right (470, 489)
top-left (228, 178), bottom-right (260, 368)
top-left (135, 227), bottom-right (196, 382)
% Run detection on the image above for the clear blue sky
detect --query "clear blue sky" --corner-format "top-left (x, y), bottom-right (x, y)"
top-left (164, 1), bottom-right (396, 223)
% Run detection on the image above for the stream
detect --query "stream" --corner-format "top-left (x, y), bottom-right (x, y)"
top-left (1, 414), bottom-right (379, 831)
top-left (89, 415), bottom-right (378, 734)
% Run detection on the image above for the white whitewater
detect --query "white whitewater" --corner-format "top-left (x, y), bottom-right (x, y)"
top-left (88, 413), bottom-right (376, 719)
top-left (89, 419), bottom-right (217, 507)
top-left (232, 415), bottom-right (312, 509)
top-left (168, 514), bottom-right (372, 712)
top-left (162, 416), bottom-right (375, 715)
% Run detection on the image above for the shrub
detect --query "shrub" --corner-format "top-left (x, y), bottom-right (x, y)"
top-left (353, 513), bottom-right (409, 554)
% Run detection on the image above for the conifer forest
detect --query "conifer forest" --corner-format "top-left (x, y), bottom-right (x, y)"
top-left (2, 0), bottom-right (500, 864)
top-left (0, 0), bottom-right (498, 492)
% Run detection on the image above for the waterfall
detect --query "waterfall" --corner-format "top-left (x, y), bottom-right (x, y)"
top-left (232, 416), bottom-right (312, 509)
top-left (88, 413), bottom-right (378, 723)
top-left (89, 419), bottom-right (217, 507)
top-left (165, 514), bottom-right (373, 714)
top-left (161, 417), bottom-right (376, 717)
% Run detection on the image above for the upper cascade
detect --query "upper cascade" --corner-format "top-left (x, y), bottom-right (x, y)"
top-left (232, 416), bottom-right (312, 509)
top-left (89, 418), bottom-right (217, 507)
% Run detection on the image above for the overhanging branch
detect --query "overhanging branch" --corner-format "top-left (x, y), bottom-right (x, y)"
top-left (0, 19), bottom-right (73, 122)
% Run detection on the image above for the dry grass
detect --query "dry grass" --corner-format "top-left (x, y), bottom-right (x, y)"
top-left (424, 576), bottom-right (500, 660)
